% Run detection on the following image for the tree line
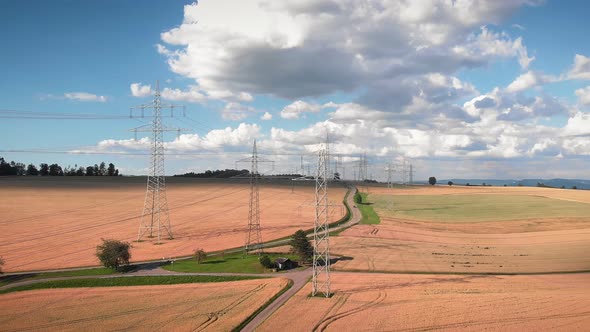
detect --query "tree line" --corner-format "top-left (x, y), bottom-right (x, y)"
top-left (174, 169), bottom-right (249, 178)
top-left (0, 156), bottom-right (120, 176)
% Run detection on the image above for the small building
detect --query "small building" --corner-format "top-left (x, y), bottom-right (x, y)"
top-left (274, 257), bottom-right (295, 270)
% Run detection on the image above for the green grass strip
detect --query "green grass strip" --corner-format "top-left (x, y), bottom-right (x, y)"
top-left (0, 275), bottom-right (263, 295)
top-left (356, 192), bottom-right (381, 225)
top-left (162, 252), bottom-right (300, 274)
top-left (0, 268), bottom-right (117, 287)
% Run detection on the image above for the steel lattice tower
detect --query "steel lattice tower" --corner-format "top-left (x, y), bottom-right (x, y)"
top-left (245, 139), bottom-right (263, 255)
top-left (386, 163), bottom-right (394, 188)
top-left (312, 138), bottom-right (331, 297)
top-left (136, 82), bottom-right (183, 243)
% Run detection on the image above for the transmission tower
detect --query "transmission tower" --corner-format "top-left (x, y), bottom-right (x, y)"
top-left (313, 136), bottom-right (331, 297)
top-left (135, 82), bottom-right (186, 243)
top-left (386, 163), bottom-right (394, 188)
top-left (409, 163), bottom-right (414, 185)
top-left (237, 140), bottom-right (273, 255)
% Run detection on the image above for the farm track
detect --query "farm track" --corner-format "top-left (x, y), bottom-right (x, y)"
top-left (313, 291), bottom-right (387, 332)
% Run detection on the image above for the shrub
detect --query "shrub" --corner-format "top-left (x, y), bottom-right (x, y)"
top-left (259, 255), bottom-right (273, 269)
top-left (96, 239), bottom-right (131, 271)
top-left (194, 248), bottom-right (207, 264)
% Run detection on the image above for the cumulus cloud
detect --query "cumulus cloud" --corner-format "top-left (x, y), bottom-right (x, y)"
top-left (567, 54), bottom-right (590, 80)
top-left (80, 123), bottom-right (261, 154)
top-left (280, 100), bottom-right (322, 119)
top-left (158, 0), bottom-right (536, 105)
top-left (505, 71), bottom-right (556, 93)
top-left (220, 102), bottom-right (257, 121)
top-left (130, 83), bottom-right (153, 97)
top-left (260, 112), bottom-right (273, 120)
top-left (63, 92), bottom-right (107, 102)
top-left (575, 86), bottom-right (590, 105)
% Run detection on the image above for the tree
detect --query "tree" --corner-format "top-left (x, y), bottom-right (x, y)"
top-left (76, 166), bottom-right (85, 176)
top-left (86, 166), bottom-right (95, 176)
top-left (259, 255), bottom-right (273, 269)
top-left (39, 163), bottom-right (49, 176)
top-left (572, 185), bottom-right (577, 190)
top-left (26, 164), bottom-right (39, 176)
top-left (108, 163), bottom-right (116, 176)
top-left (194, 248), bottom-right (207, 264)
top-left (448, 181), bottom-right (453, 186)
top-left (428, 177), bottom-right (437, 186)
top-left (49, 163), bottom-right (63, 176)
top-left (99, 162), bottom-right (107, 176)
top-left (289, 230), bottom-right (313, 263)
top-left (96, 239), bottom-right (131, 270)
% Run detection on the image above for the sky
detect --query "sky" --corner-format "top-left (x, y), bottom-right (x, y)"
top-left (2, 0), bottom-right (590, 181)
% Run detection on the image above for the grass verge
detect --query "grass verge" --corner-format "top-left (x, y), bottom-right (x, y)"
top-left (162, 252), bottom-right (300, 274)
top-left (356, 192), bottom-right (381, 225)
top-left (232, 278), bottom-right (294, 332)
top-left (0, 275), bottom-right (263, 295)
top-left (0, 268), bottom-right (118, 287)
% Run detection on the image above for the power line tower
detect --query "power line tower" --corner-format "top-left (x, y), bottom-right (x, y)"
top-left (355, 152), bottom-right (368, 181)
top-left (236, 139), bottom-right (273, 255)
top-left (409, 163), bottom-right (414, 185)
top-left (312, 135), bottom-right (331, 297)
top-left (135, 82), bottom-right (185, 243)
top-left (386, 163), bottom-right (394, 188)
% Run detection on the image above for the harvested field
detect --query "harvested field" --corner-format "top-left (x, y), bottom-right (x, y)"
top-left (0, 177), bottom-right (347, 272)
top-left (258, 272), bottom-right (590, 331)
top-left (331, 185), bottom-right (590, 273)
top-left (0, 277), bottom-right (288, 331)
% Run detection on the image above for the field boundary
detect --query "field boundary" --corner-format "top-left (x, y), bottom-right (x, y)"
top-left (0, 275), bottom-right (266, 295)
top-left (332, 268), bottom-right (590, 276)
top-left (232, 279), bottom-right (294, 332)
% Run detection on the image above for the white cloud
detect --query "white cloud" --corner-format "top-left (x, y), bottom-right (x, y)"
top-left (81, 123), bottom-right (261, 154)
top-left (161, 85), bottom-right (207, 103)
top-left (280, 100), bottom-right (322, 119)
top-left (221, 102), bottom-right (257, 121)
top-left (260, 112), bottom-right (272, 120)
top-left (130, 83), bottom-right (153, 97)
top-left (159, 85), bottom-right (253, 103)
top-left (575, 86), bottom-right (590, 105)
top-left (567, 54), bottom-right (590, 80)
top-left (454, 26), bottom-right (535, 69)
top-left (158, 1), bottom-right (537, 104)
top-left (64, 92), bottom-right (107, 102)
top-left (505, 71), bottom-right (556, 93)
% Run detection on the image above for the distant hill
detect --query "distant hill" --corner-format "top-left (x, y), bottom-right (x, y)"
top-left (440, 178), bottom-right (590, 190)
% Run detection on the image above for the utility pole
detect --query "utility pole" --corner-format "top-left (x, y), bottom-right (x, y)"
top-left (135, 81), bottom-right (186, 243)
top-left (236, 140), bottom-right (273, 255)
top-left (312, 134), bottom-right (331, 297)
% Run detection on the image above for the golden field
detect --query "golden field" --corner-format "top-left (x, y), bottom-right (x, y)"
top-left (331, 185), bottom-right (590, 274)
top-left (0, 278), bottom-right (288, 331)
top-left (0, 177), bottom-right (347, 272)
top-left (259, 272), bottom-right (590, 331)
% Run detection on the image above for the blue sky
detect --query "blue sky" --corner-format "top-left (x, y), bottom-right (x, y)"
top-left (2, 0), bottom-right (590, 180)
